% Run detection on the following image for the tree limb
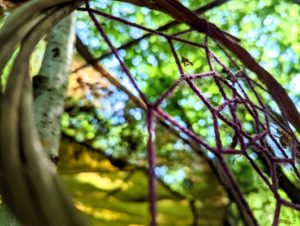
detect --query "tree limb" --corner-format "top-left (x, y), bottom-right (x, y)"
top-left (75, 35), bottom-right (258, 226)
top-left (119, 0), bottom-right (300, 133)
top-left (73, 0), bottom-right (231, 72)
top-left (0, 1), bottom-right (87, 226)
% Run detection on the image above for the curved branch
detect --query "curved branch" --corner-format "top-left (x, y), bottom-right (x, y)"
top-left (120, 0), bottom-right (300, 133)
top-left (75, 36), bottom-right (258, 226)
top-left (0, 0), bottom-right (80, 75)
top-left (73, 0), bottom-right (231, 72)
top-left (0, 1), bottom-right (87, 226)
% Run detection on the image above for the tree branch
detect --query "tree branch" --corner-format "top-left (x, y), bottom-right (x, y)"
top-left (0, 1), bottom-right (87, 226)
top-left (73, 0), bottom-right (231, 72)
top-left (75, 35), bottom-right (258, 226)
top-left (119, 0), bottom-right (300, 133)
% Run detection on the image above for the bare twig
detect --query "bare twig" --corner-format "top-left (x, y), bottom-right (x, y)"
top-left (73, 0), bottom-right (231, 72)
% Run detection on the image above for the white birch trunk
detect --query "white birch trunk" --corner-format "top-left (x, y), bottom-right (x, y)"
top-left (0, 12), bottom-right (76, 226)
top-left (33, 13), bottom-right (76, 161)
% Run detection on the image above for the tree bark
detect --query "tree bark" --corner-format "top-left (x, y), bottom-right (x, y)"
top-left (0, 11), bottom-right (76, 226)
top-left (33, 13), bottom-right (76, 160)
top-left (0, 1), bottom-right (86, 225)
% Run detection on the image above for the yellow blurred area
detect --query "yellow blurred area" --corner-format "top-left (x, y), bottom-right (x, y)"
top-left (58, 136), bottom-right (228, 226)
top-left (76, 202), bottom-right (126, 221)
top-left (75, 173), bottom-right (124, 191)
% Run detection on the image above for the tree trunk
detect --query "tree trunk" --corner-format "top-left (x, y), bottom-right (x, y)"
top-left (33, 12), bottom-right (76, 161)
top-left (0, 12), bottom-right (76, 226)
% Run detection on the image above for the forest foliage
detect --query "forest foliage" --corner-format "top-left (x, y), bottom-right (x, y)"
top-left (1, 0), bottom-right (300, 225)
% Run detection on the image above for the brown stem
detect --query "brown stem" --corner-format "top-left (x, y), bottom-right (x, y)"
top-left (73, 0), bottom-right (231, 72)
top-left (121, 0), bottom-right (300, 133)
top-left (75, 36), bottom-right (258, 226)
top-left (0, 2), bottom-right (87, 226)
